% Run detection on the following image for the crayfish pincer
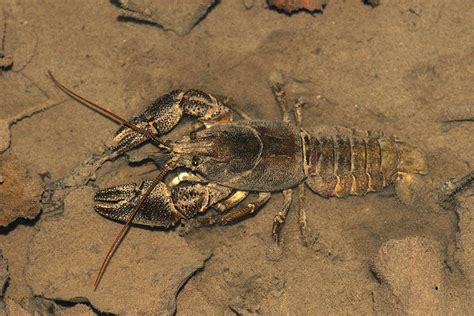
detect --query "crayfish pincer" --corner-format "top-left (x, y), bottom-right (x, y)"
top-left (49, 71), bottom-right (428, 289)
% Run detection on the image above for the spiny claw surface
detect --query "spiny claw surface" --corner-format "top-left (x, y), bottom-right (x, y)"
top-left (95, 181), bottom-right (182, 228)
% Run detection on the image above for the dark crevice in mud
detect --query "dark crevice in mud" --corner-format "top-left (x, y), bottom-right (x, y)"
top-left (362, 0), bottom-right (381, 7)
top-left (192, 0), bottom-right (221, 32)
top-left (0, 60), bottom-right (13, 72)
top-left (451, 189), bottom-right (474, 277)
top-left (173, 253), bottom-right (213, 316)
top-left (35, 296), bottom-right (116, 316)
top-left (109, 0), bottom-right (169, 31)
top-left (442, 117), bottom-right (474, 124)
top-left (1, 279), bottom-right (9, 304)
top-left (267, 2), bottom-right (326, 16)
top-left (441, 241), bottom-right (465, 279)
top-left (368, 265), bottom-right (383, 285)
top-left (38, 171), bottom-right (52, 182)
top-left (269, 7), bottom-right (325, 16)
top-left (109, 0), bottom-right (122, 8)
top-left (116, 15), bottom-right (165, 30)
top-left (110, 0), bottom-right (221, 35)
top-left (443, 259), bottom-right (455, 275)
top-left (40, 181), bottom-right (66, 217)
top-left (0, 10), bottom-right (13, 73)
top-left (227, 304), bottom-right (243, 316)
top-left (0, 216), bottom-right (39, 235)
top-left (1, 267), bottom-right (10, 301)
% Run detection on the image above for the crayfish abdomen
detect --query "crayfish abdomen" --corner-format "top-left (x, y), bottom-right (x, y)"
top-left (304, 126), bottom-right (428, 202)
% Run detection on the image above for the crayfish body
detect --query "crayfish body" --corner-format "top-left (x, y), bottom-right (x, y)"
top-left (94, 87), bottom-right (427, 230)
top-left (49, 74), bottom-right (428, 289)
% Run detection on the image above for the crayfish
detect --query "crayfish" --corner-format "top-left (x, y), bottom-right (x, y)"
top-left (48, 72), bottom-right (428, 289)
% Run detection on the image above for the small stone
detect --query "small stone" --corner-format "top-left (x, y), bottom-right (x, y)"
top-left (0, 154), bottom-right (42, 227)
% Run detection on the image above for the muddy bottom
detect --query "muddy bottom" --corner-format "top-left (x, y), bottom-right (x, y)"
top-left (0, 0), bottom-right (473, 315)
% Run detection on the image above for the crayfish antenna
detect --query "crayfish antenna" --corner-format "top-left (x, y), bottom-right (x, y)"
top-left (47, 70), bottom-right (170, 151)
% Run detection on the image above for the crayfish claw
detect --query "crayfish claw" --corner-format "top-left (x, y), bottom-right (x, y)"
top-left (94, 181), bottom-right (182, 228)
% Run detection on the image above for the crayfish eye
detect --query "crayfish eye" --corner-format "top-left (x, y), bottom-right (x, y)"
top-left (192, 156), bottom-right (200, 167)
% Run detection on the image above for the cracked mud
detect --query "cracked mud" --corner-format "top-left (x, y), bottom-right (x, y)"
top-left (0, 0), bottom-right (473, 314)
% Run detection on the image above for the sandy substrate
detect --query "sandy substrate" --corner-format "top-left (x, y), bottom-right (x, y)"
top-left (0, 0), bottom-right (473, 314)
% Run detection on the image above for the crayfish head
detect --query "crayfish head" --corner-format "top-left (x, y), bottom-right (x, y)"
top-left (172, 123), bottom-right (263, 182)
